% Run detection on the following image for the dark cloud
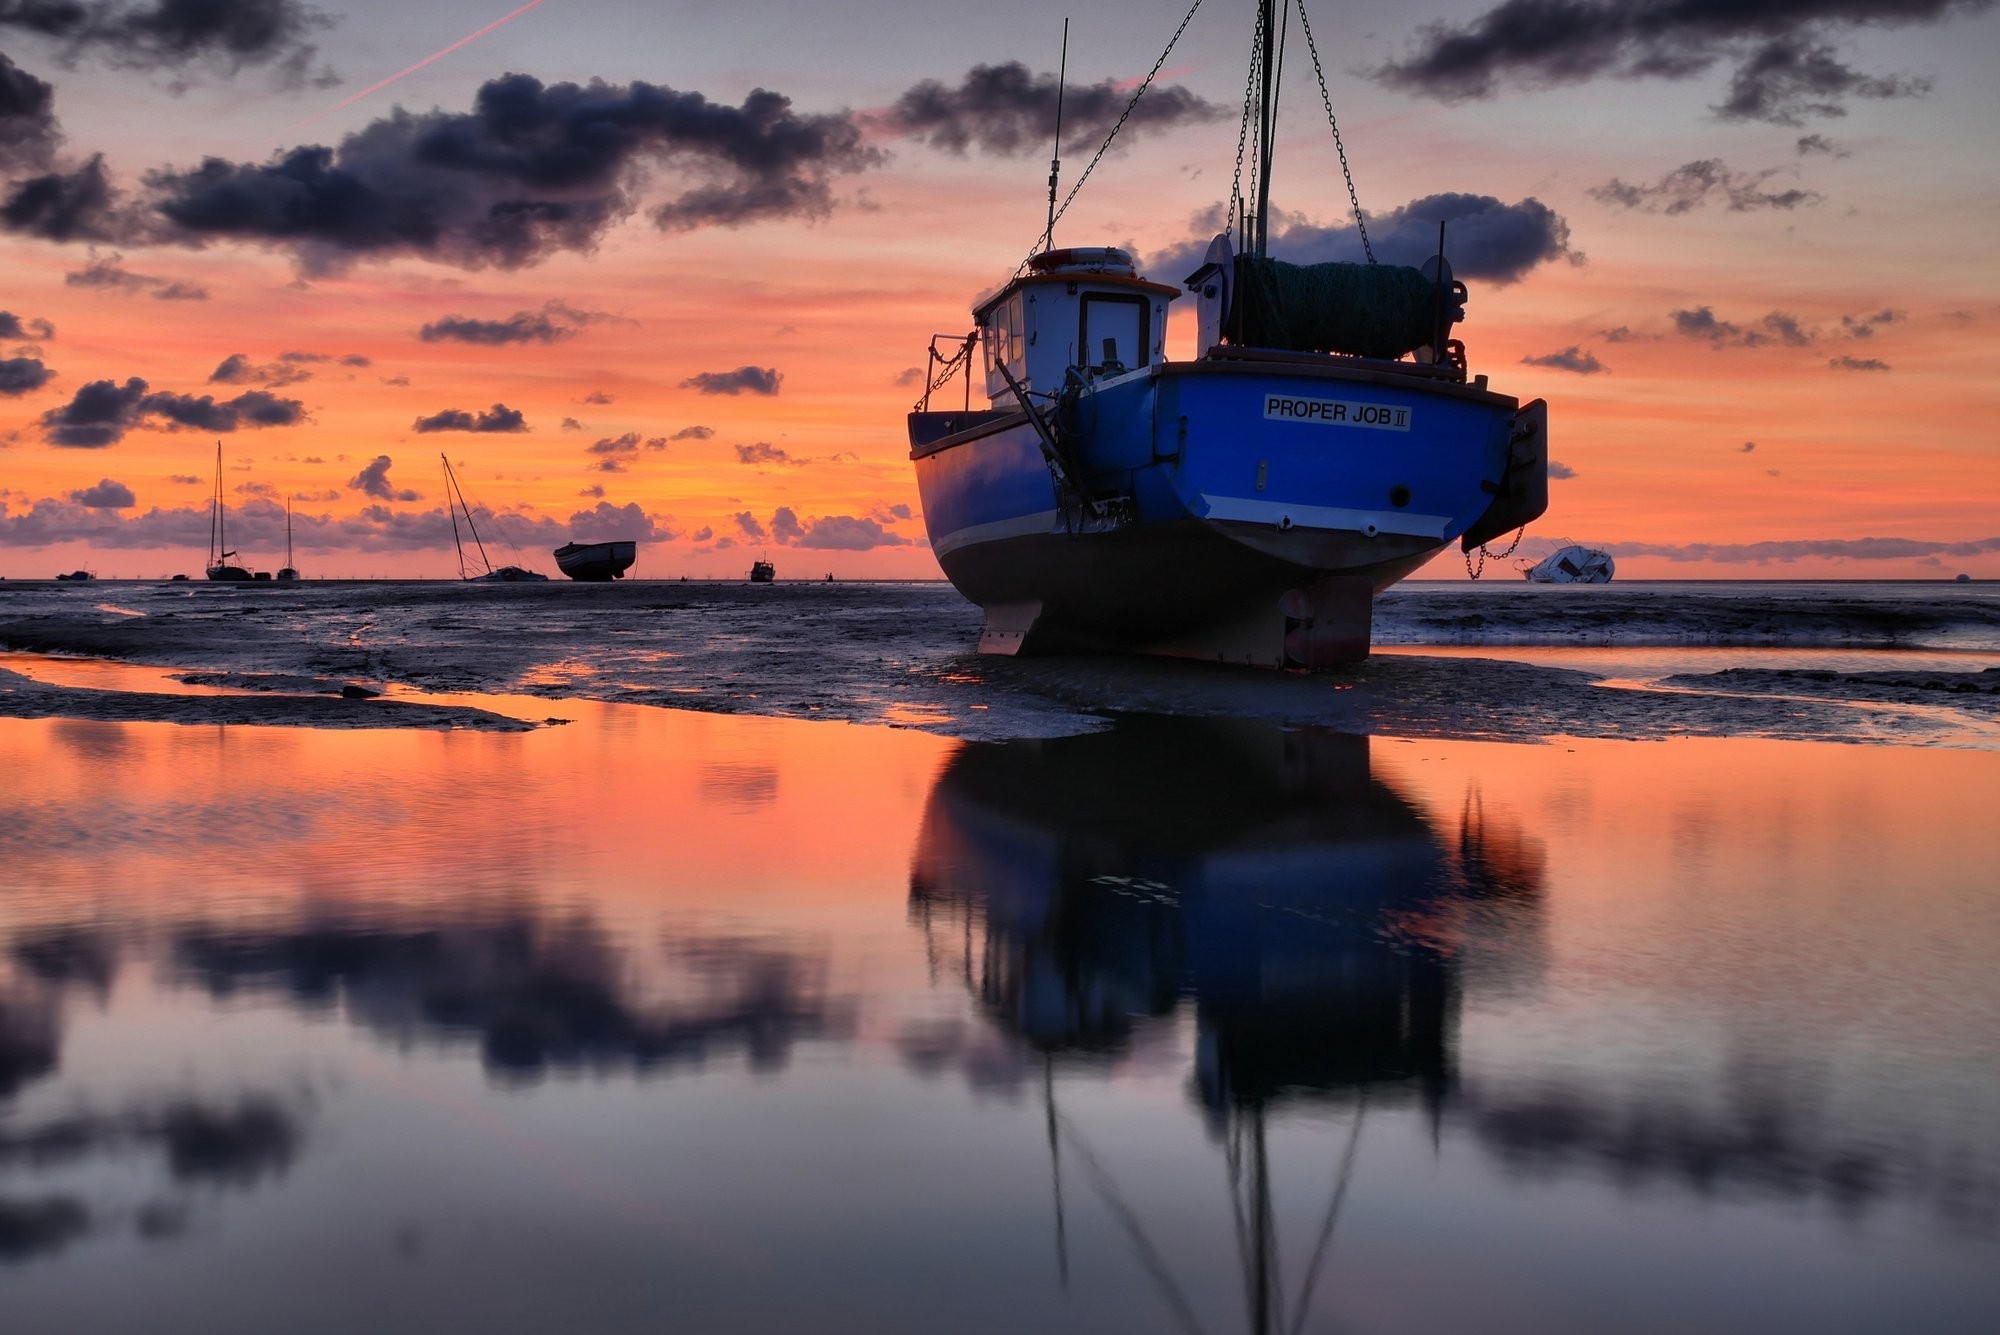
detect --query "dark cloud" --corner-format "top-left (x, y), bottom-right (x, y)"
top-left (691, 525), bottom-right (713, 542)
top-left (584, 431), bottom-right (662, 455)
top-left (1671, 305), bottom-right (1815, 348)
top-left (567, 500), bottom-right (675, 542)
top-left (682, 366), bottom-right (781, 396)
top-left (786, 514), bottom-right (909, 550)
top-left (0, 309), bottom-right (55, 341)
top-left (2, 155), bottom-right (128, 242)
top-left (36, 375), bottom-right (303, 445)
top-left (578, 484), bottom-right (604, 498)
top-left (70, 478), bottom-right (135, 508)
top-left (0, 0), bottom-right (335, 89)
top-left (0, 1196), bottom-right (90, 1259)
top-left (1741, 441), bottom-right (1757, 452)
top-left (734, 441), bottom-right (794, 465)
top-left (168, 472), bottom-right (201, 482)
top-left (37, 376), bottom-right (148, 446)
top-left (1371, 0), bottom-right (1981, 123)
top-left (418, 300), bottom-right (617, 346)
top-left (892, 366), bottom-right (923, 387)
top-left (560, 416), bottom-right (582, 431)
top-left (139, 386), bottom-right (305, 430)
top-left (0, 51), bottom-right (60, 172)
top-left (882, 61), bottom-right (1224, 156)
top-left (210, 352), bottom-right (310, 386)
top-left (1600, 325), bottom-right (1642, 343)
top-left (581, 389), bottom-right (613, 405)
top-left (733, 511), bottom-right (766, 541)
top-left (347, 454), bottom-right (419, 501)
top-left (63, 251), bottom-right (207, 300)
top-left (1829, 355), bottom-right (1890, 370)
top-left (591, 458), bottom-right (625, 473)
top-left (1521, 346), bottom-right (1603, 374)
top-left (0, 357), bottom-right (55, 395)
top-left (669, 424), bottom-right (713, 440)
top-left (142, 72), bottom-right (881, 273)
top-left (770, 507), bottom-right (804, 545)
top-left (1616, 535), bottom-right (2000, 564)
top-left (886, 502), bottom-right (912, 521)
top-left (1151, 193), bottom-right (1575, 287)
top-left (412, 403), bottom-right (527, 434)
top-left (1795, 132), bottom-right (1848, 157)
top-left (1840, 308), bottom-right (1900, 338)
top-left (1547, 459), bottom-right (1577, 479)
top-left (1590, 158), bottom-right (1820, 213)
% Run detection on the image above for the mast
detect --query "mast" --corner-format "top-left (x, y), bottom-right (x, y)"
top-left (441, 453), bottom-right (493, 577)
top-left (209, 441), bottom-right (220, 568)
top-left (1254, 0), bottom-right (1277, 257)
top-left (1043, 18), bottom-right (1069, 254)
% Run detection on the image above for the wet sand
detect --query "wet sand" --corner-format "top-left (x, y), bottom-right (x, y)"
top-left (2, 579), bottom-right (1996, 745)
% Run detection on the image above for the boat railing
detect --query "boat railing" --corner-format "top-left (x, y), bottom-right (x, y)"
top-left (916, 331), bottom-right (980, 413)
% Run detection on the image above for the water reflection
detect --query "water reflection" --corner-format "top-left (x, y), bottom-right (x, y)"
top-left (910, 720), bottom-right (1543, 1111)
top-left (172, 915), bottom-right (848, 1080)
top-left (909, 720), bottom-right (1551, 1332)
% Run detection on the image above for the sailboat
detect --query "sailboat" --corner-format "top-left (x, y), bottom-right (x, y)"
top-left (908, 1), bottom-right (1548, 666)
top-left (441, 454), bottom-right (548, 582)
top-left (276, 495), bottom-right (300, 582)
top-left (205, 441), bottom-right (256, 581)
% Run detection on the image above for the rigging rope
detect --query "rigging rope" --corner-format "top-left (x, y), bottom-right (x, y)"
top-left (1021, 0), bottom-right (1209, 272)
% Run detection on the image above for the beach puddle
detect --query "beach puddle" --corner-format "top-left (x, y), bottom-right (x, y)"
top-left (2, 705), bottom-right (1995, 1333)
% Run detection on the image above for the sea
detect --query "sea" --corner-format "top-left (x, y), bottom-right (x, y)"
top-left (1, 579), bottom-right (1996, 1333)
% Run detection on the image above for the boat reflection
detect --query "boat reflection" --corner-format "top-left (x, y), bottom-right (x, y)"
top-left (910, 718), bottom-right (1543, 1111)
top-left (908, 718), bottom-right (1548, 1332)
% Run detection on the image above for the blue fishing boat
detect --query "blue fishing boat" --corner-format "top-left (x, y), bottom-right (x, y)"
top-left (908, 3), bottom-right (1548, 666)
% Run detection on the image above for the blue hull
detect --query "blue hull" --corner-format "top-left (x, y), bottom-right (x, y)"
top-left (911, 353), bottom-right (1547, 664)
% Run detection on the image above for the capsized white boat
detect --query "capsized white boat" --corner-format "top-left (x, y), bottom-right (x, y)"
top-left (1520, 544), bottom-right (1613, 584)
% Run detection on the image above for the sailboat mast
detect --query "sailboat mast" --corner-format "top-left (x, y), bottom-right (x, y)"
top-left (441, 453), bottom-right (494, 577)
top-left (1254, 0), bottom-right (1277, 257)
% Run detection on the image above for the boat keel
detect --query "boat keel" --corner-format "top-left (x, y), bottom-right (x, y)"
top-left (972, 575), bottom-right (1373, 669)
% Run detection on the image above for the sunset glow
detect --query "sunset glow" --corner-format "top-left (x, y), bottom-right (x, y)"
top-left (4, 1), bottom-right (1996, 580)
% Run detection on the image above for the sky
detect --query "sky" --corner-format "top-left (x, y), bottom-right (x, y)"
top-left (2, 0), bottom-right (1997, 580)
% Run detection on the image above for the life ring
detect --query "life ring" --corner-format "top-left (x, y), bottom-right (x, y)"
top-left (1028, 246), bottom-right (1136, 274)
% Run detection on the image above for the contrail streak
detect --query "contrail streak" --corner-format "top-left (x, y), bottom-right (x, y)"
top-left (285, 0), bottom-right (552, 134)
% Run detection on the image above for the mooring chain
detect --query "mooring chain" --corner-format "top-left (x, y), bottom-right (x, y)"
top-left (1464, 525), bottom-right (1527, 580)
top-left (1293, 0), bottom-right (1374, 264)
top-left (1022, 0), bottom-right (1208, 272)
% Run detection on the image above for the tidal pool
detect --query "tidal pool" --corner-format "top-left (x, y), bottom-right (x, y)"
top-left (1, 702), bottom-right (1995, 1333)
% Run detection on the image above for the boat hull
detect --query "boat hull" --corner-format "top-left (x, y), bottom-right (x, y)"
top-left (554, 540), bottom-right (637, 581)
top-left (911, 355), bottom-right (1547, 666)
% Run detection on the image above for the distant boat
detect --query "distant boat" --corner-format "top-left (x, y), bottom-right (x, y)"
top-left (749, 559), bottom-right (776, 583)
top-left (55, 570), bottom-right (94, 581)
top-left (276, 495), bottom-right (299, 582)
top-left (206, 441), bottom-right (257, 581)
top-left (442, 453), bottom-right (548, 583)
top-left (553, 540), bottom-right (637, 581)
top-left (1520, 544), bottom-right (1614, 583)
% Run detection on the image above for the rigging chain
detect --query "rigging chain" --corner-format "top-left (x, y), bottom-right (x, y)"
top-left (916, 332), bottom-right (978, 410)
top-left (1292, 0), bottom-right (1374, 264)
top-left (1021, 0), bottom-right (1209, 272)
top-left (1224, 3), bottom-right (1263, 238)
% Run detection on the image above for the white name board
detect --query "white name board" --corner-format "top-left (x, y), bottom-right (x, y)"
top-left (1263, 395), bottom-right (1411, 431)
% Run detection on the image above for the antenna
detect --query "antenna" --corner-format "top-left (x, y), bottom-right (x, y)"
top-left (1043, 18), bottom-right (1069, 254)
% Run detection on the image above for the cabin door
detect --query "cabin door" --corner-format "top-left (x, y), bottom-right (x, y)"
top-left (1081, 295), bottom-right (1147, 373)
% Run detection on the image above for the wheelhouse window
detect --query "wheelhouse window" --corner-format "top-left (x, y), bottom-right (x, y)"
top-left (982, 293), bottom-right (1026, 397)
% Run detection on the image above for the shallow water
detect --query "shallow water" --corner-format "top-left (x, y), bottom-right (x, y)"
top-left (3, 703), bottom-right (1996, 1333)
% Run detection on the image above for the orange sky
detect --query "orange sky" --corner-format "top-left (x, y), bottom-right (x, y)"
top-left (3, 0), bottom-right (1997, 580)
